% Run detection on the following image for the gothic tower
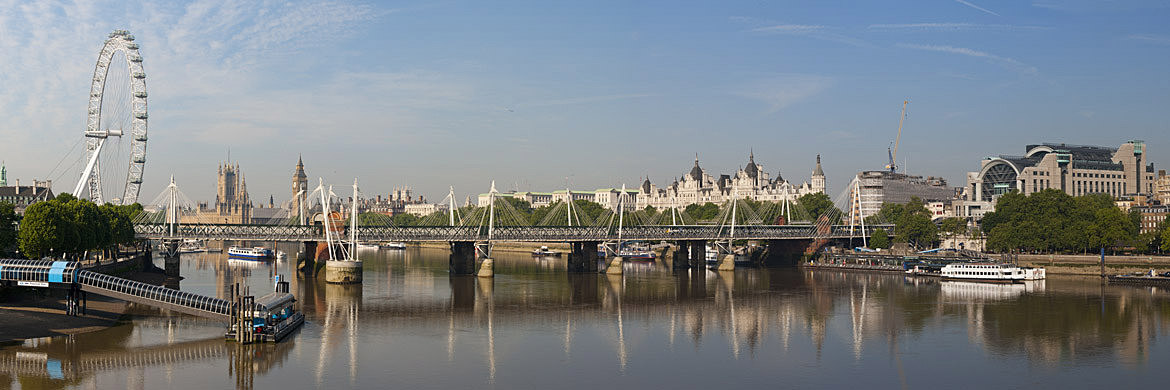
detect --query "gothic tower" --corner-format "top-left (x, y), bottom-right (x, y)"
top-left (291, 155), bottom-right (308, 214)
top-left (811, 154), bottom-right (826, 194)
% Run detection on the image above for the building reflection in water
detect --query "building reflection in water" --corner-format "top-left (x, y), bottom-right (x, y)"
top-left (6, 249), bottom-right (1170, 388)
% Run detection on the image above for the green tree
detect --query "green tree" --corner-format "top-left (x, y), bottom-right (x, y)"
top-left (18, 201), bottom-right (68, 259)
top-left (684, 202), bottom-right (721, 221)
top-left (1161, 225), bottom-right (1170, 253)
top-left (870, 228), bottom-right (891, 249)
top-left (0, 202), bottom-right (16, 253)
top-left (938, 217), bottom-right (967, 237)
top-left (796, 192), bottom-right (838, 221)
top-left (572, 199), bottom-right (607, 222)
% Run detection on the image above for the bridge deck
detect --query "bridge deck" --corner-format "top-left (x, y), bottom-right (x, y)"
top-left (134, 223), bottom-right (893, 242)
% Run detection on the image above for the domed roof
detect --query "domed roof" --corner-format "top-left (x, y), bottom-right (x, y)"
top-left (688, 157), bottom-right (704, 180)
top-left (744, 150), bottom-right (758, 178)
top-left (812, 154), bottom-right (824, 177)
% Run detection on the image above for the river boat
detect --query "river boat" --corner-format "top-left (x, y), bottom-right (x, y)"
top-left (356, 243), bottom-right (379, 251)
top-left (178, 239), bottom-right (207, 253)
top-left (228, 246), bottom-right (275, 260)
top-left (381, 242), bottom-right (407, 250)
top-left (532, 246), bottom-right (562, 256)
top-left (1107, 270), bottom-right (1170, 286)
top-left (940, 263), bottom-right (1045, 282)
top-left (619, 250), bottom-right (656, 260)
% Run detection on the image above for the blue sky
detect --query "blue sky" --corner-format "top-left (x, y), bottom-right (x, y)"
top-left (1, 0), bottom-right (1168, 205)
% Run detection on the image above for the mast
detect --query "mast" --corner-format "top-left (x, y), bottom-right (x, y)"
top-left (318, 179), bottom-right (337, 262)
top-left (617, 184), bottom-right (626, 245)
top-left (730, 186), bottom-right (738, 240)
top-left (350, 178), bottom-right (359, 259)
top-left (566, 186), bottom-right (573, 227)
top-left (488, 181), bottom-right (497, 242)
top-left (448, 186), bottom-right (456, 226)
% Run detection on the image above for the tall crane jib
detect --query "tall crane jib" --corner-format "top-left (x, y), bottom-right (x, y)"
top-left (886, 99), bottom-right (909, 173)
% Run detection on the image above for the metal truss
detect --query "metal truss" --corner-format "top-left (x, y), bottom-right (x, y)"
top-left (135, 223), bottom-right (895, 243)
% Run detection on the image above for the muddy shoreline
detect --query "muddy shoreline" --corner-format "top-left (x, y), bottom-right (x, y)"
top-left (0, 269), bottom-right (169, 344)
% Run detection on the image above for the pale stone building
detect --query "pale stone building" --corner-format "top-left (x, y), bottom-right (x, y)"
top-left (636, 153), bottom-right (826, 210)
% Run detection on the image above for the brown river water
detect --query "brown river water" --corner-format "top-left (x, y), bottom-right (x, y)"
top-left (3, 244), bottom-right (1169, 389)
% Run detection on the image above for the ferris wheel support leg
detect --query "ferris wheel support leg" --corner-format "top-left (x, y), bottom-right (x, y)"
top-left (73, 138), bottom-right (106, 197)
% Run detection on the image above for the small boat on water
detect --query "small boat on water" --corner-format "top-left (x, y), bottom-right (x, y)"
top-left (356, 243), bottom-right (379, 251)
top-left (228, 246), bottom-right (275, 260)
top-left (178, 239), bottom-right (207, 253)
top-left (532, 246), bottom-right (562, 256)
top-left (619, 250), bottom-right (656, 260)
top-left (940, 262), bottom-right (1045, 282)
top-left (380, 242), bottom-right (407, 250)
top-left (1107, 270), bottom-right (1170, 286)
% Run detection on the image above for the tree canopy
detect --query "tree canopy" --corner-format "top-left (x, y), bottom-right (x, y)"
top-left (18, 195), bottom-right (139, 259)
top-left (0, 202), bottom-right (17, 254)
top-left (873, 197), bottom-right (938, 249)
top-left (982, 190), bottom-right (1131, 253)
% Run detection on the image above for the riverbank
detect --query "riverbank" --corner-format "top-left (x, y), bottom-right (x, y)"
top-left (1017, 254), bottom-right (1170, 276)
top-left (0, 269), bottom-right (167, 344)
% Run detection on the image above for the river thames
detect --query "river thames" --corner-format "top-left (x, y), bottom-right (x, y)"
top-left (3, 245), bottom-right (1169, 389)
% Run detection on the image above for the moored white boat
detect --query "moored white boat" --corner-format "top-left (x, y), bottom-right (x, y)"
top-left (356, 243), bottom-right (379, 250)
top-left (532, 246), bottom-right (562, 256)
top-left (178, 239), bottom-right (207, 253)
top-left (940, 262), bottom-right (1046, 282)
top-left (380, 242), bottom-right (407, 250)
top-left (228, 246), bottom-right (274, 260)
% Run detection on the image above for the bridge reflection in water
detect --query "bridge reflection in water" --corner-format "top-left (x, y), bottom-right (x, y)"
top-left (3, 247), bottom-right (1170, 389)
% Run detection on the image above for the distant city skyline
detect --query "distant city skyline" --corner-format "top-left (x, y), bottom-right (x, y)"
top-left (1, 1), bottom-right (1167, 205)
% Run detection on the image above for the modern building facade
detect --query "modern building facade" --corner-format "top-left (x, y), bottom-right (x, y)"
top-left (968, 141), bottom-right (1154, 202)
top-left (959, 141), bottom-right (1157, 218)
top-left (849, 171), bottom-right (955, 221)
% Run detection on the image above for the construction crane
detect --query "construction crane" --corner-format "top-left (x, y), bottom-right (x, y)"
top-left (886, 99), bottom-right (909, 173)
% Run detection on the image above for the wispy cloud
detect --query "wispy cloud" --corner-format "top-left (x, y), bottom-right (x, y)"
top-left (748, 24), bottom-right (872, 48)
top-left (750, 24), bottom-right (825, 33)
top-left (897, 43), bottom-right (1038, 75)
top-left (954, 0), bottom-right (1001, 16)
top-left (1127, 34), bottom-right (1170, 44)
top-left (733, 75), bottom-right (834, 113)
top-left (868, 23), bottom-right (1045, 31)
top-left (524, 94), bottom-right (655, 108)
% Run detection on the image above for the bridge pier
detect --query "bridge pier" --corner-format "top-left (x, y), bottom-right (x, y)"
top-left (688, 241), bottom-right (706, 268)
top-left (672, 241), bottom-right (690, 269)
top-left (764, 239), bottom-right (812, 266)
top-left (449, 241), bottom-right (476, 275)
top-left (161, 239), bottom-right (181, 278)
top-left (567, 241), bottom-right (600, 273)
top-left (298, 241), bottom-right (318, 274)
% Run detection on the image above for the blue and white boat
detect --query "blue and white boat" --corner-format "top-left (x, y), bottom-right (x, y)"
top-left (228, 246), bottom-right (275, 260)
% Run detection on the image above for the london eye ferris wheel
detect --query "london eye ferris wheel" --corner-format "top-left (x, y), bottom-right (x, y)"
top-left (71, 29), bottom-right (148, 205)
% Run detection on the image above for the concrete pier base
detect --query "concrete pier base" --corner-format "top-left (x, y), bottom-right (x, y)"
top-left (672, 241), bottom-right (690, 269)
top-left (164, 256), bottom-right (181, 278)
top-left (325, 260), bottom-right (363, 284)
top-left (449, 241), bottom-right (476, 275)
top-left (717, 254), bottom-right (736, 271)
top-left (605, 257), bottom-right (625, 275)
top-left (477, 258), bottom-right (495, 278)
top-left (689, 241), bottom-right (706, 268)
top-left (568, 241), bottom-right (600, 272)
